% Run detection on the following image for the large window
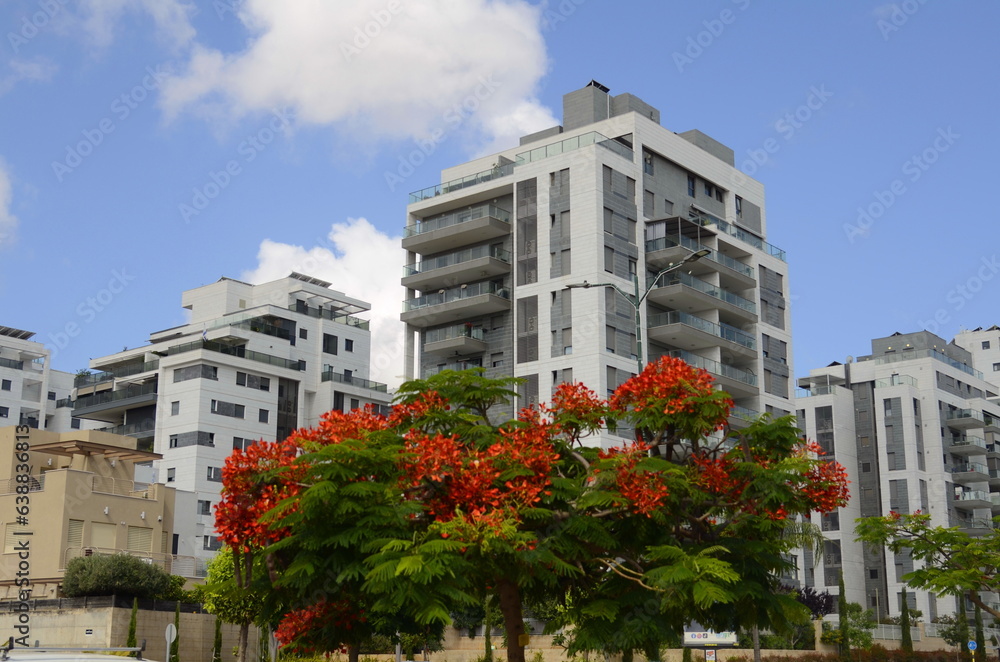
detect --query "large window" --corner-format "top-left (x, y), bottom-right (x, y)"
top-left (206, 466), bottom-right (222, 482)
top-left (211, 400), bottom-right (245, 418)
top-left (323, 333), bottom-right (338, 355)
top-left (236, 371), bottom-right (271, 391)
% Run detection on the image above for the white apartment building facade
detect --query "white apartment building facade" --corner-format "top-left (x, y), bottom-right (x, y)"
top-left (796, 330), bottom-right (1000, 621)
top-left (401, 81), bottom-right (793, 443)
top-left (69, 273), bottom-right (391, 570)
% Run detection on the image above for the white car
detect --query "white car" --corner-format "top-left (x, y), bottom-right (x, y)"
top-left (0, 640), bottom-right (157, 662)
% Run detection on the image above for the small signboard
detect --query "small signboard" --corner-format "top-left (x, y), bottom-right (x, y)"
top-left (706, 650), bottom-right (717, 661)
top-left (684, 630), bottom-right (738, 647)
top-left (84, 629), bottom-right (93, 636)
top-left (969, 641), bottom-right (978, 651)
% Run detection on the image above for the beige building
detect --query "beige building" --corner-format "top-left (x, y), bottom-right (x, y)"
top-left (0, 427), bottom-right (183, 599)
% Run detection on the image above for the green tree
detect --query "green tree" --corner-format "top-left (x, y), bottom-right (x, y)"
top-left (244, 363), bottom-right (848, 662)
top-left (201, 547), bottom-right (269, 662)
top-left (62, 554), bottom-right (172, 599)
top-left (855, 512), bottom-right (1000, 620)
top-left (838, 574), bottom-right (849, 661)
top-left (975, 603), bottom-right (986, 662)
top-left (213, 617), bottom-right (223, 662)
top-left (170, 603), bottom-right (180, 662)
top-left (822, 601), bottom-right (877, 651)
top-left (900, 589), bottom-right (913, 658)
top-left (126, 597), bottom-right (138, 656)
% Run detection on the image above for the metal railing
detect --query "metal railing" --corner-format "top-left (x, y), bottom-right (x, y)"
top-left (668, 349), bottom-right (757, 387)
top-left (874, 374), bottom-right (919, 388)
top-left (949, 436), bottom-right (988, 450)
top-left (73, 381), bottom-right (158, 410)
top-left (424, 324), bottom-right (487, 344)
top-left (950, 462), bottom-right (989, 475)
top-left (404, 203), bottom-right (511, 238)
top-left (730, 405), bottom-right (760, 423)
top-left (0, 475), bottom-right (45, 495)
top-left (403, 281), bottom-right (510, 312)
top-left (647, 311), bottom-right (755, 350)
top-left (75, 360), bottom-right (160, 387)
top-left (955, 489), bottom-right (991, 502)
top-left (515, 131), bottom-right (633, 166)
top-left (91, 476), bottom-right (159, 499)
top-left (320, 370), bottom-right (388, 393)
top-left (404, 245), bottom-right (511, 276)
top-left (691, 211), bottom-right (786, 262)
top-left (645, 234), bottom-right (755, 279)
top-left (655, 271), bottom-right (757, 314)
top-left (409, 164), bottom-right (515, 203)
top-left (288, 303), bottom-right (369, 329)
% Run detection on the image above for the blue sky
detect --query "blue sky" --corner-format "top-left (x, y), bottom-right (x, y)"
top-left (1, 0), bottom-right (997, 387)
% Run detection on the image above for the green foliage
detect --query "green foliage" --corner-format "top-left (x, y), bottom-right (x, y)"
top-left (213, 617), bottom-right (223, 662)
top-left (201, 547), bottom-right (267, 627)
top-left (63, 553), bottom-right (172, 599)
top-left (975, 603), bottom-right (986, 662)
top-left (126, 597), bottom-right (138, 653)
top-left (821, 602), bottom-right (877, 651)
top-left (838, 575), bottom-right (849, 660)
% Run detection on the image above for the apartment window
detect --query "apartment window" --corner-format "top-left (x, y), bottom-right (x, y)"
top-left (166, 468), bottom-right (176, 482)
top-left (628, 218), bottom-right (637, 244)
top-left (211, 400), bottom-right (245, 418)
top-left (603, 207), bottom-right (614, 234)
top-left (1, 379), bottom-right (10, 391)
top-left (233, 437), bottom-right (255, 451)
top-left (203, 535), bottom-right (222, 551)
top-left (983, 341), bottom-right (991, 350)
top-left (603, 165), bottom-right (613, 189)
top-left (47, 391), bottom-right (56, 401)
top-left (323, 333), bottom-right (338, 355)
top-left (735, 195), bottom-right (743, 217)
top-left (604, 246), bottom-right (614, 273)
top-left (71, 417), bottom-right (81, 429)
top-left (197, 500), bottom-right (212, 516)
top-left (626, 177), bottom-right (636, 202)
top-left (869, 569), bottom-right (879, 579)
top-left (491, 353), bottom-right (504, 368)
top-left (704, 182), bottom-right (712, 197)
top-left (687, 174), bottom-right (696, 197)
top-left (664, 198), bottom-right (674, 214)
top-left (259, 409), bottom-right (270, 423)
top-left (350, 398), bottom-right (360, 410)
top-left (299, 328), bottom-right (308, 339)
top-left (170, 401), bottom-right (180, 416)
top-left (236, 371), bottom-right (270, 391)
top-left (207, 466), bottom-right (222, 482)
top-left (643, 151), bottom-right (653, 175)
top-left (715, 188), bottom-right (724, 203)
top-left (0, 407), bottom-right (7, 418)
top-left (994, 363), bottom-right (1000, 372)
top-left (345, 339), bottom-right (354, 352)
top-left (174, 364), bottom-right (217, 382)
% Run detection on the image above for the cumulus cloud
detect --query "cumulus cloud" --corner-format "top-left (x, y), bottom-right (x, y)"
top-left (241, 218), bottom-right (406, 388)
top-left (77, 0), bottom-right (196, 50)
top-left (160, 0), bottom-right (558, 152)
top-left (0, 161), bottom-right (19, 247)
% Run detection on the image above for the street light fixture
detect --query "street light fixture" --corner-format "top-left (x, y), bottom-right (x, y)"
top-left (566, 248), bottom-right (711, 373)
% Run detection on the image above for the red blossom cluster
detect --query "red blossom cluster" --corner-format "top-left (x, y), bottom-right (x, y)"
top-left (297, 406), bottom-right (388, 447)
top-left (216, 439), bottom-right (302, 550)
top-left (610, 356), bottom-right (731, 423)
top-left (597, 441), bottom-right (670, 516)
top-left (800, 459), bottom-right (851, 513)
top-left (274, 599), bottom-right (362, 653)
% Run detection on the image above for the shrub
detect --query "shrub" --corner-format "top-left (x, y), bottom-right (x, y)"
top-left (62, 553), bottom-right (173, 599)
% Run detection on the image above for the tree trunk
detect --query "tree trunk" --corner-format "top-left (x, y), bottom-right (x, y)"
top-left (348, 645), bottom-right (361, 662)
top-left (237, 622), bottom-right (249, 662)
top-left (752, 625), bottom-right (761, 662)
top-left (497, 579), bottom-right (526, 662)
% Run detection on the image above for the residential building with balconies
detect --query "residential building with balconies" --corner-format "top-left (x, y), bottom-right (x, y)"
top-left (0, 427), bottom-right (186, 598)
top-left (795, 330), bottom-right (1000, 621)
top-left (68, 273), bottom-right (391, 569)
top-left (401, 81), bottom-right (792, 442)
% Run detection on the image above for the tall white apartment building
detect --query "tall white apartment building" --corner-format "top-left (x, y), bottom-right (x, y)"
top-left (401, 81), bottom-right (792, 442)
top-left (796, 330), bottom-right (1000, 620)
top-left (70, 273), bottom-right (391, 569)
top-left (0, 325), bottom-right (88, 432)
top-left (955, 326), bottom-right (1000, 378)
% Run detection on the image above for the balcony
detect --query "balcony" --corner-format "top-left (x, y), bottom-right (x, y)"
top-left (288, 303), bottom-right (369, 330)
top-left (647, 311), bottom-right (756, 360)
top-left (647, 271), bottom-right (757, 325)
top-left (667, 349), bottom-right (758, 399)
top-left (514, 131), bottom-right (634, 166)
top-left (949, 435), bottom-right (988, 456)
top-left (320, 370), bottom-right (389, 393)
top-left (947, 409), bottom-right (987, 430)
top-left (954, 490), bottom-right (992, 511)
top-left (949, 462), bottom-right (990, 484)
top-left (645, 235), bottom-right (756, 289)
top-left (0, 356), bottom-right (24, 370)
top-left (75, 360), bottom-right (159, 387)
top-left (97, 420), bottom-right (156, 440)
top-left (73, 381), bottom-right (158, 419)
top-left (409, 163), bottom-right (515, 204)
top-left (990, 468), bottom-right (1000, 489)
top-left (403, 204), bottom-right (512, 255)
top-left (954, 516), bottom-right (995, 536)
top-left (796, 385), bottom-right (849, 398)
top-left (729, 405), bottom-right (760, 430)
top-left (164, 339), bottom-right (304, 371)
top-left (422, 324), bottom-right (489, 357)
top-left (403, 246), bottom-right (511, 291)
top-left (992, 492), bottom-right (1000, 514)
top-left (426, 359), bottom-right (484, 376)
top-left (401, 281), bottom-right (511, 328)
top-left (91, 476), bottom-right (161, 499)
top-left (692, 211), bottom-right (786, 262)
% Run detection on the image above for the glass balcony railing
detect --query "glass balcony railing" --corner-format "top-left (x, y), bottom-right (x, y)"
top-left (691, 211), bottom-right (786, 262)
top-left (654, 271), bottom-right (757, 314)
top-left (796, 385), bottom-right (845, 398)
top-left (75, 360), bottom-right (160, 387)
top-left (424, 324), bottom-right (487, 344)
top-left (0, 356), bottom-right (24, 370)
top-left (288, 304), bottom-right (369, 329)
top-left (404, 204), bottom-right (511, 238)
top-left (166, 339), bottom-right (304, 371)
top-left (956, 490), bottom-right (991, 503)
top-left (730, 405), bottom-right (760, 422)
top-left (951, 462), bottom-right (989, 475)
top-left (860, 348), bottom-right (982, 379)
top-left (409, 164), bottom-right (515, 203)
top-left (515, 131), bottom-right (634, 166)
top-left (426, 360), bottom-right (484, 375)
top-left (647, 311), bottom-right (755, 350)
top-left (403, 281), bottom-right (509, 312)
top-left (645, 235), bottom-right (755, 279)
top-left (668, 349), bottom-right (757, 387)
top-left (948, 409), bottom-right (985, 424)
top-left (404, 246), bottom-right (511, 277)
top-left (73, 382), bottom-right (158, 410)
top-left (949, 436), bottom-right (988, 450)
top-left (874, 374), bottom-right (918, 388)
top-left (320, 370), bottom-right (388, 393)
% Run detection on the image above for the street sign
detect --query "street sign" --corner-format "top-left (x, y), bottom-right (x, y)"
top-left (706, 650), bottom-right (716, 662)
top-left (165, 623), bottom-right (177, 648)
top-left (969, 641), bottom-right (978, 651)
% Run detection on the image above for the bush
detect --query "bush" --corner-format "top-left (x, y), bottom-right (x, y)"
top-left (62, 553), bottom-right (174, 599)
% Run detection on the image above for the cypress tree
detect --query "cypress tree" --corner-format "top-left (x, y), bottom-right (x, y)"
top-left (170, 603), bottom-right (180, 662)
top-left (838, 573), bottom-right (850, 661)
top-left (975, 603), bottom-right (986, 662)
top-left (213, 617), bottom-right (223, 662)
top-left (126, 597), bottom-right (138, 654)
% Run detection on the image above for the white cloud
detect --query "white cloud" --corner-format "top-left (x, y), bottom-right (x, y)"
top-left (160, 0), bottom-right (558, 153)
top-left (0, 160), bottom-right (19, 247)
top-left (0, 58), bottom-right (58, 96)
top-left (77, 0), bottom-right (196, 50)
top-left (241, 218), bottom-right (407, 388)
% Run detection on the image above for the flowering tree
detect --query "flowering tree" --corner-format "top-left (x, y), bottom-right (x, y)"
top-left (221, 357), bottom-right (849, 662)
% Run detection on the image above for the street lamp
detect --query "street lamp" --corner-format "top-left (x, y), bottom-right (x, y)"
top-left (566, 248), bottom-right (711, 373)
